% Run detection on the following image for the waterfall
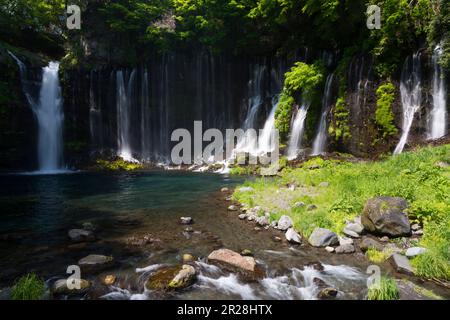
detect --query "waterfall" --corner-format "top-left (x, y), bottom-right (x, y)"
top-left (394, 53), bottom-right (422, 155)
top-left (258, 96), bottom-right (279, 153)
top-left (312, 74), bottom-right (335, 155)
top-left (116, 70), bottom-right (136, 162)
top-left (89, 70), bottom-right (103, 148)
top-left (235, 65), bottom-right (266, 154)
top-left (428, 45), bottom-right (447, 140)
top-left (9, 52), bottom-right (65, 172)
top-left (287, 104), bottom-right (309, 160)
top-left (141, 69), bottom-right (151, 161)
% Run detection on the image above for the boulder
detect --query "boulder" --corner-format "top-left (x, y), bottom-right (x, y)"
top-left (405, 247), bottom-right (428, 258)
top-left (361, 197), bottom-right (411, 237)
top-left (313, 278), bottom-right (338, 300)
top-left (180, 217), bottom-right (194, 225)
top-left (389, 253), bottom-right (414, 275)
top-left (207, 249), bottom-right (260, 279)
top-left (68, 229), bottom-right (95, 243)
top-left (145, 265), bottom-right (196, 291)
top-left (78, 254), bottom-right (114, 273)
top-left (52, 279), bottom-right (90, 295)
top-left (308, 228), bottom-right (339, 247)
top-left (277, 215), bottom-right (293, 231)
top-left (335, 244), bottom-right (355, 254)
top-left (359, 237), bottom-right (384, 252)
top-left (285, 228), bottom-right (302, 244)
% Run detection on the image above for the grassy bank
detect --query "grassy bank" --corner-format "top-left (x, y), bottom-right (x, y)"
top-left (233, 145), bottom-right (450, 281)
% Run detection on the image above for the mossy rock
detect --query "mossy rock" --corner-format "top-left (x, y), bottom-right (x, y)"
top-left (145, 265), bottom-right (196, 291)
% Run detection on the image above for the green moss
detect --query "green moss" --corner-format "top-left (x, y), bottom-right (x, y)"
top-left (95, 159), bottom-right (143, 171)
top-left (275, 61), bottom-right (324, 143)
top-left (367, 277), bottom-right (400, 300)
top-left (329, 97), bottom-right (351, 143)
top-left (375, 82), bottom-right (398, 138)
top-left (11, 273), bottom-right (45, 300)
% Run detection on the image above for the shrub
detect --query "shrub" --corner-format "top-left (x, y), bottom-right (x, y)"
top-left (367, 277), bottom-right (400, 300)
top-left (11, 273), bottom-right (45, 300)
top-left (375, 82), bottom-right (397, 138)
top-left (329, 97), bottom-right (351, 143)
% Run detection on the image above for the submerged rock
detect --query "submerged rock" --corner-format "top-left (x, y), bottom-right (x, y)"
top-left (78, 254), bottom-right (114, 273)
top-left (285, 228), bottom-right (302, 244)
top-left (68, 229), bottom-right (95, 243)
top-left (180, 217), bottom-right (194, 225)
top-left (308, 228), bottom-right (339, 247)
top-left (313, 278), bottom-right (338, 300)
top-left (145, 265), bottom-right (196, 291)
top-left (361, 197), bottom-right (411, 237)
top-left (103, 275), bottom-right (116, 286)
top-left (52, 279), bottom-right (91, 295)
top-left (277, 215), bottom-right (293, 231)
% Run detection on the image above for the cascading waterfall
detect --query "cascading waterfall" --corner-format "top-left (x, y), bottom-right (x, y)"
top-left (140, 69), bottom-right (151, 161)
top-left (394, 53), bottom-right (422, 155)
top-left (428, 45), bottom-right (447, 140)
top-left (116, 70), bottom-right (135, 162)
top-left (287, 103), bottom-right (309, 160)
top-left (9, 52), bottom-right (65, 172)
top-left (257, 96), bottom-right (279, 153)
top-left (312, 74), bottom-right (335, 155)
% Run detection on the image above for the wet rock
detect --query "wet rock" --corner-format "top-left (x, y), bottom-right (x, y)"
top-left (82, 222), bottom-right (96, 231)
top-left (180, 217), bottom-right (194, 225)
top-left (389, 253), bottom-right (414, 275)
top-left (52, 279), bottom-right (91, 295)
top-left (273, 236), bottom-right (282, 242)
top-left (78, 255), bottom-right (114, 273)
top-left (103, 275), bottom-right (116, 286)
top-left (335, 244), bottom-right (355, 254)
top-left (361, 197), bottom-right (411, 237)
top-left (308, 228), bottom-right (339, 247)
top-left (256, 216), bottom-right (269, 227)
top-left (405, 247), bottom-right (427, 258)
top-left (68, 229), bottom-right (95, 243)
top-left (238, 187), bottom-right (254, 192)
top-left (221, 187), bottom-right (230, 193)
top-left (307, 262), bottom-right (324, 271)
top-left (307, 204), bottom-right (317, 211)
top-left (228, 205), bottom-right (239, 212)
top-left (145, 265), bottom-right (196, 291)
top-left (325, 246), bottom-right (335, 253)
top-left (182, 254), bottom-right (195, 263)
top-left (207, 249), bottom-right (259, 279)
top-left (238, 214), bottom-right (247, 220)
top-left (277, 215), bottom-right (293, 231)
top-left (285, 228), bottom-right (302, 244)
top-left (313, 278), bottom-right (338, 300)
top-left (359, 237), bottom-right (384, 252)
top-left (184, 227), bottom-right (194, 233)
top-left (241, 249), bottom-right (253, 257)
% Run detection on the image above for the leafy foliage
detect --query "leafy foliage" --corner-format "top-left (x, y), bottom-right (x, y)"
top-left (329, 97), bottom-right (351, 143)
top-left (375, 82), bottom-right (398, 138)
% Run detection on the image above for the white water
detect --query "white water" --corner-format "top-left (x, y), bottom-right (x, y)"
top-left (394, 53), bottom-right (422, 155)
top-left (287, 104), bottom-right (309, 160)
top-left (312, 74), bottom-right (335, 155)
top-left (116, 70), bottom-right (138, 162)
top-left (428, 45), bottom-right (447, 140)
top-left (9, 52), bottom-right (65, 173)
top-left (141, 69), bottom-right (151, 160)
top-left (257, 96), bottom-right (279, 153)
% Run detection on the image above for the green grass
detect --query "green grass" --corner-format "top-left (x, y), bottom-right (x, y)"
top-left (366, 248), bottom-right (394, 264)
top-left (233, 145), bottom-right (450, 280)
top-left (367, 277), bottom-right (400, 300)
top-left (11, 273), bottom-right (45, 300)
